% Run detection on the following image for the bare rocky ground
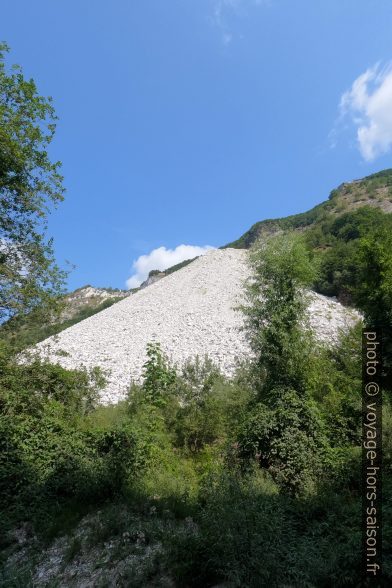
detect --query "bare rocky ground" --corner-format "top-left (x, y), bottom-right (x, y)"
top-left (58, 286), bottom-right (129, 322)
top-left (1, 505), bottom-right (197, 587)
top-left (28, 249), bottom-right (361, 404)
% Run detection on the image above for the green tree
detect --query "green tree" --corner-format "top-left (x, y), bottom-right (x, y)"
top-left (0, 43), bottom-right (65, 322)
top-left (239, 234), bottom-right (328, 494)
top-left (356, 221), bottom-right (392, 326)
top-left (242, 232), bottom-right (316, 396)
top-left (356, 220), bottom-right (392, 386)
top-left (311, 207), bottom-right (388, 302)
top-left (141, 342), bottom-right (177, 407)
top-left (175, 357), bottom-right (231, 452)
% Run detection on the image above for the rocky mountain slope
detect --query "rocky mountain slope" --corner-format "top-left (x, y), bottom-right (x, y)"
top-left (59, 286), bottom-right (129, 320)
top-left (30, 249), bottom-right (360, 404)
top-left (1, 286), bottom-right (129, 350)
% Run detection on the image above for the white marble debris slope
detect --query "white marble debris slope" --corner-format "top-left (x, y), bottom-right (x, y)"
top-left (32, 249), bottom-right (361, 404)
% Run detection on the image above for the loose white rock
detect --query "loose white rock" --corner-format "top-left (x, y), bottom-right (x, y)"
top-left (30, 249), bottom-right (361, 404)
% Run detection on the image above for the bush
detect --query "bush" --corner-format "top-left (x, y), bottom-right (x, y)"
top-left (172, 469), bottom-right (366, 588)
top-left (174, 356), bottom-right (247, 452)
top-left (238, 388), bottom-right (328, 494)
top-left (0, 346), bottom-right (151, 525)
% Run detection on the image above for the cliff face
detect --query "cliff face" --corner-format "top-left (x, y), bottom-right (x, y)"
top-left (59, 286), bottom-right (129, 320)
top-left (139, 273), bottom-right (165, 289)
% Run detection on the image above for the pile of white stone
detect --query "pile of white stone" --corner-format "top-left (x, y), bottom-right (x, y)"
top-left (30, 249), bottom-right (361, 404)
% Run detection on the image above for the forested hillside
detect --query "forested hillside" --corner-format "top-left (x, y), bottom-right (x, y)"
top-left (226, 169), bottom-right (392, 248)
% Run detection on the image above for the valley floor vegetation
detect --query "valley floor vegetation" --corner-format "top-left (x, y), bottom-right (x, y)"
top-left (1, 233), bottom-right (392, 587)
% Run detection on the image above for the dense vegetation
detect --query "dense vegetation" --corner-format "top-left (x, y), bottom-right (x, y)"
top-left (230, 192), bottom-right (392, 389)
top-left (1, 232), bottom-right (392, 586)
top-left (306, 206), bottom-right (392, 387)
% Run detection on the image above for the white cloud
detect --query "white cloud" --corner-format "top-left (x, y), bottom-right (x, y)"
top-left (211, 0), bottom-right (267, 45)
top-left (338, 63), bottom-right (392, 161)
top-left (126, 244), bottom-right (215, 289)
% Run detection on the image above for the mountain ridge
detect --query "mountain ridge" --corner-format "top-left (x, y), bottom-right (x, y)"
top-left (224, 168), bottom-right (392, 248)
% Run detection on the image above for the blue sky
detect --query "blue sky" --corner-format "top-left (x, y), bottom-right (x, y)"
top-left (3, 0), bottom-right (392, 289)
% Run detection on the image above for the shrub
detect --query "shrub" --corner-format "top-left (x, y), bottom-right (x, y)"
top-left (0, 346), bottom-right (150, 524)
top-left (141, 342), bottom-right (177, 407)
top-left (172, 469), bottom-right (366, 588)
top-left (238, 388), bottom-right (327, 495)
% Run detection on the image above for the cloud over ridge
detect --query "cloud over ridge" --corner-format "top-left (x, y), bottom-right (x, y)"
top-left (126, 244), bottom-right (215, 289)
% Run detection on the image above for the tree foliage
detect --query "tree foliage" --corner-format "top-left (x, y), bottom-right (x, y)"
top-left (141, 342), bottom-right (177, 407)
top-left (0, 43), bottom-right (65, 322)
top-left (307, 207), bottom-right (392, 385)
top-left (237, 235), bottom-right (331, 493)
top-left (242, 232), bottom-right (316, 395)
